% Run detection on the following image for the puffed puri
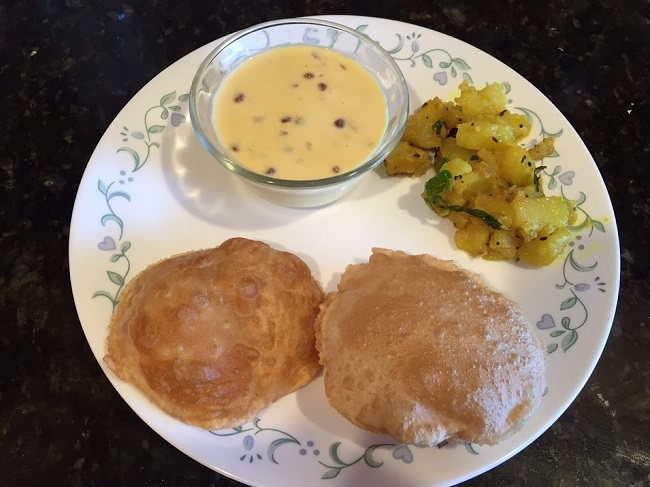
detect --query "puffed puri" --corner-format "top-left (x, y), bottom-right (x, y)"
top-left (314, 248), bottom-right (547, 446)
top-left (104, 237), bottom-right (324, 429)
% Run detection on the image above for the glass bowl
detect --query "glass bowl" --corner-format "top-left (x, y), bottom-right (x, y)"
top-left (189, 18), bottom-right (409, 208)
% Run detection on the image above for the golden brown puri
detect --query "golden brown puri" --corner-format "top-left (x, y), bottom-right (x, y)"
top-left (314, 248), bottom-right (547, 446)
top-left (104, 237), bottom-right (323, 429)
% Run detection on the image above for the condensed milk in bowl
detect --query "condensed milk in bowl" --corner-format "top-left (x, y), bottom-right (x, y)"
top-left (189, 18), bottom-right (409, 208)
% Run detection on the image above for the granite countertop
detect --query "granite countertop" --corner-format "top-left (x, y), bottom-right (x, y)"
top-left (1, 0), bottom-right (648, 485)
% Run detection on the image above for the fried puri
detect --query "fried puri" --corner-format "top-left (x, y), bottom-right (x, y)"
top-left (314, 248), bottom-right (547, 446)
top-left (104, 237), bottom-right (323, 429)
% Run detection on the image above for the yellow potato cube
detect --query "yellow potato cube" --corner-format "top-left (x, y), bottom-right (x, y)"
top-left (501, 112), bottom-right (532, 140)
top-left (401, 98), bottom-right (447, 149)
top-left (473, 194), bottom-right (513, 228)
top-left (511, 195), bottom-right (572, 240)
top-left (518, 228), bottom-right (572, 266)
top-left (441, 158), bottom-right (478, 197)
top-left (528, 137), bottom-right (556, 160)
top-left (487, 229), bottom-right (522, 261)
top-left (456, 119), bottom-right (516, 150)
top-left (454, 81), bottom-right (506, 117)
top-left (440, 137), bottom-right (477, 161)
top-left (454, 219), bottom-right (491, 257)
top-left (384, 141), bottom-right (431, 176)
top-left (493, 143), bottom-right (534, 187)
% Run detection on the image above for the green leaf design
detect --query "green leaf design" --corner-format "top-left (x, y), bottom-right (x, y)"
top-left (92, 290), bottom-right (115, 301)
top-left (356, 24), bottom-right (368, 32)
top-left (117, 146), bottom-right (141, 171)
top-left (100, 213), bottom-right (123, 229)
top-left (385, 33), bottom-right (405, 54)
top-left (160, 91), bottom-right (177, 106)
top-left (178, 93), bottom-right (190, 102)
top-left (574, 191), bottom-right (587, 206)
top-left (421, 54), bottom-right (433, 68)
top-left (547, 343), bottom-right (559, 354)
top-left (452, 58), bottom-right (471, 70)
top-left (550, 330), bottom-right (565, 337)
top-left (322, 469), bottom-right (340, 480)
top-left (592, 220), bottom-right (606, 233)
top-left (561, 316), bottom-right (571, 329)
top-left (568, 251), bottom-right (598, 272)
top-left (561, 329), bottom-right (578, 352)
top-left (107, 271), bottom-right (124, 286)
top-left (161, 108), bottom-right (169, 120)
top-left (363, 445), bottom-right (385, 468)
top-left (148, 125), bottom-right (165, 134)
top-left (98, 179), bottom-right (108, 195)
top-left (109, 254), bottom-right (121, 263)
top-left (560, 296), bottom-right (577, 310)
top-left (329, 442), bottom-right (345, 465)
top-left (515, 106), bottom-right (564, 140)
top-left (107, 191), bottom-right (131, 203)
top-left (120, 241), bottom-right (131, 252)
top-left (464, 443), bottom-right (479, 455)
top-left (462, 72), bottom-right (474, 83)
top-left (268, 438), bottom-right (299, 464)
top-left (168, 105), bottom-right (181, 111)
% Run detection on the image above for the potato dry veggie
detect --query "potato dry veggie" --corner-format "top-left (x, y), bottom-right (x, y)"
top-left (385, 81), bottom-right (576, 266)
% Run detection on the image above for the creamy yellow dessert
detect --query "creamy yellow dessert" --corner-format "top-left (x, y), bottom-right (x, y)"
top-left (213, 45), bottom-right (388, 180)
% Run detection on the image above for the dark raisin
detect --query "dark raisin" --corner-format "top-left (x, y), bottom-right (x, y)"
top-left (231, 144), bottom-right (240, 152)
top-left (234, 93), bottom-right (245, 103)
top-left (318, 82), bottom-right (327, 91)
top-left (303, 72), bottom-right (314, 79)
top-left (281, 116), bottom-right (292, 123)
top-left (334, 118), bottom-right (345, 128)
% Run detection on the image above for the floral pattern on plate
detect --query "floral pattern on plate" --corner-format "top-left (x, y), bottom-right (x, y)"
top-left (70, 15), bottom-right (619, 487)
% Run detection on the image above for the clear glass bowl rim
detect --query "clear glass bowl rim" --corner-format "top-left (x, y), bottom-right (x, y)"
top-left (189, 17), bottom-right (410, 189)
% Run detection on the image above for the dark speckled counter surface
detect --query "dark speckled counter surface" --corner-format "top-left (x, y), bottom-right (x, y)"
top-left (1, 0), bottom-right (648, 485)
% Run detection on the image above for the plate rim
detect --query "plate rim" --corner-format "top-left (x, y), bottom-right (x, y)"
top-left (68, 14), bottom-right (621, 487)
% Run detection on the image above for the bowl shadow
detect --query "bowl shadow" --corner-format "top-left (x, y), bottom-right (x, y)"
top-left (159, 115), bottom-right (314, 230)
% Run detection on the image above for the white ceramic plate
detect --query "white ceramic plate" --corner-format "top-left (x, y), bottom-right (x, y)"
top-left (69, 15), bottom-right (620, 487)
